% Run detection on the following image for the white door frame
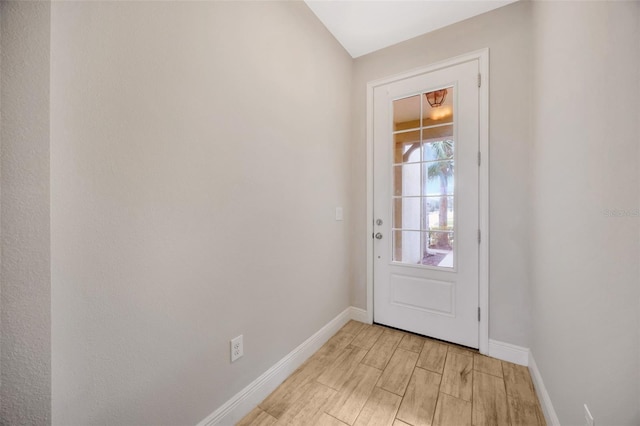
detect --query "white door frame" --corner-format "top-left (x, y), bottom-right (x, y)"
top-left (365, 49), bottom-right (490, 355)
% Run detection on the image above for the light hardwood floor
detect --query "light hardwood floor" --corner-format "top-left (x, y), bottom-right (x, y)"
top-left (238, 321), bottom-right (545, 426)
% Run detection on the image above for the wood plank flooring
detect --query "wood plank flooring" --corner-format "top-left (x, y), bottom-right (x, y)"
top-left (238, 321), bottom-right (545, 426)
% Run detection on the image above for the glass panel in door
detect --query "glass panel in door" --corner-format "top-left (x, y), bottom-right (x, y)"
top-left (391, 87), bottom-right (455, 268)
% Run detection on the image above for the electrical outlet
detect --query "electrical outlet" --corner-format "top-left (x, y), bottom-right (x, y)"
top-left (335, 207), bottom-right (343, 221)
top-left (584, 404), bottom-right (594, 426)
top-left (231, 335), bottom-right (243, 362)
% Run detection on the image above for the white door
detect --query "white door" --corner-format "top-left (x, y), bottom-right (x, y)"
top-left (373, 60), bottom-right (480, 348)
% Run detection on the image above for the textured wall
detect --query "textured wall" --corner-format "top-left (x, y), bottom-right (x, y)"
top-left (350, 1), bottom-right (534, 347)
top-left (50, 2), bottom-right (352, 424)
top-left (530, 2), bottom-right (640, 424)
top-left (0, 2), bottom-right (52, 425)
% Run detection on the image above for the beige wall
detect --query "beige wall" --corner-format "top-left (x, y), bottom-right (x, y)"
top-left (530, 2), bottom-right (640, 425)
top-left (49, 2), bottom-right (352, 424)
top-left (0, 2), bottom-right (52, 424)
top-left (350, 1), bottom-right (533, 346)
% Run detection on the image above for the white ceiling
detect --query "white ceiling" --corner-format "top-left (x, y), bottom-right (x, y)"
top-left (304, 0), bottom-right (518, 58)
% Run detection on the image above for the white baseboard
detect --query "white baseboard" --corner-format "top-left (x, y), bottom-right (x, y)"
top-left (488, 339), bottom-right (529, 366)
top-left (197, 307), bottom-right (364, 426)
top-left (528, 351), bottom-right (560, 426)
top-left (349, 306), bottom-right (369, 324)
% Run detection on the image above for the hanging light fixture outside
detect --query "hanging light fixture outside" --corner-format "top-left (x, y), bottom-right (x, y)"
top-left (425, 89), bottom-right (448, 108)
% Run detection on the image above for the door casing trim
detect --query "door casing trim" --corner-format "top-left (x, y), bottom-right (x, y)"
top-left (365, 48), bottom-right (490, 355)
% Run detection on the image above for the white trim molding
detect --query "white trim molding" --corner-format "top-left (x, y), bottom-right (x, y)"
top-left (349, 307), bottom-right (370, 324)
top-left (365, 49), bottom-right (490, 354)
top-left (197, 308), bottom-right (365, 426)
top-left (528, 351), bottom-right (561, 426)
top-left (488, 339), bottom-right (529, 366)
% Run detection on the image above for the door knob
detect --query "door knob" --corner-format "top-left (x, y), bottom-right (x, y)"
top-left (375, 232), bottom-right (383, 240)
